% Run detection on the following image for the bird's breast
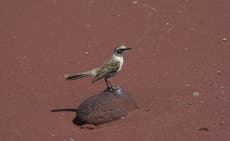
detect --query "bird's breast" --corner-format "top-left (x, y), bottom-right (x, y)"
top-left (113, 55), bottom-right (124, 72)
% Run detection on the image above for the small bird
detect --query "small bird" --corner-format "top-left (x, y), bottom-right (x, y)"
top-left (65, 45), bottom-right (132, 90)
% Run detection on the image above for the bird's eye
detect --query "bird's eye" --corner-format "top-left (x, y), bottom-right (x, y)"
top-left (117, 49), bottom-right (122, 54)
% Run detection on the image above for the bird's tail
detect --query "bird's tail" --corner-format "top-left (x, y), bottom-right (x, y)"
top-left (65, 72), bottom-right (89, 80)
top-left (65, 69), bottom-right (97, 80)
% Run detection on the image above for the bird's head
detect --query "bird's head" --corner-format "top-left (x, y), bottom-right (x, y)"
top-left (113, 45), bottom-right (132, 56)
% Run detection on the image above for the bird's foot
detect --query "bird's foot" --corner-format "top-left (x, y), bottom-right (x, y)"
top-left (106, 86), bottom-right (120, 92)
top-left (104, 86), bottom-right (124, 95)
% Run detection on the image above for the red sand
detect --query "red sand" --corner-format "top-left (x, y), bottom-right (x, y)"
top-left (1, 0), bottom-right (230, 141)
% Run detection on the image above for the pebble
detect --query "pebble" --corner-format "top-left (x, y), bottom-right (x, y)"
top-left (50, 133), bottom-right (55, 137)
top-left (81, 124), bottom-right (97, 130)
top-left (178, 10), bottom-right (183, 14)
top-left (193, 91), bottom-right (200, 96)
top-left (198, 127), bottom-right (209, 131)
top-left (222, 37), bottom-right (227, 41)
top-left (216, 70), bottom-right (221, 75)
top-left (132, 1), bottom-right (138, 4)
top-left (69, 137), bottom-right (75, 141)
top-left (151, 8), bottom-right (156, 11)
top-left (185, 84), bottom-right (191, 87)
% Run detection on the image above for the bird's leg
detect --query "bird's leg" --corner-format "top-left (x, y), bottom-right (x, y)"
top-left (104, 78), bottom-right (113, 89)
top-left (104, 78), bottom-right (119, 91)
top-left (106, 79), bottom-right (113, 87)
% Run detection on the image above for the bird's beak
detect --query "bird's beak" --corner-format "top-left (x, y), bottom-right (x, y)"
top-left (124, 48), bottom-right (132, 50)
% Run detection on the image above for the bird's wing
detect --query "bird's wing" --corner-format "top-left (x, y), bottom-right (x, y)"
top-left (92, 58), bottom-right (120, 83)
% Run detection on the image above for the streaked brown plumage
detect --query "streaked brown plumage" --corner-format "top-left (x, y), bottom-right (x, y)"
top-left (65, 45), bottom-right (131, 89)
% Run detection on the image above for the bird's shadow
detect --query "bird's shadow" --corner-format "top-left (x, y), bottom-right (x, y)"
top-left (50, 108), bottom-right (85, 126)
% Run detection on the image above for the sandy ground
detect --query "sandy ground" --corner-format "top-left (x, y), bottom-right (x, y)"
top-left (1, 0), bottom-right (230, 141)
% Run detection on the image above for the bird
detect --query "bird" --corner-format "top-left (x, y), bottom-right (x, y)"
top-left (65, 45), bottom-right (132, 90)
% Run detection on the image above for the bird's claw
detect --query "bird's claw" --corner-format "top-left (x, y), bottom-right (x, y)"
top-left (107, 86), bottom-right (120, 92)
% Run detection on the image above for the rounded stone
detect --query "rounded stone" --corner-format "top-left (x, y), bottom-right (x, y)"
top-left (74, 87), bottom-right (138, 125)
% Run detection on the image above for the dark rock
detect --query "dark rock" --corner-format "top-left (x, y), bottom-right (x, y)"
top-left (198, 127), bottom-right (209, 131)
top-left (74, 87), bottom-right (138, 125)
